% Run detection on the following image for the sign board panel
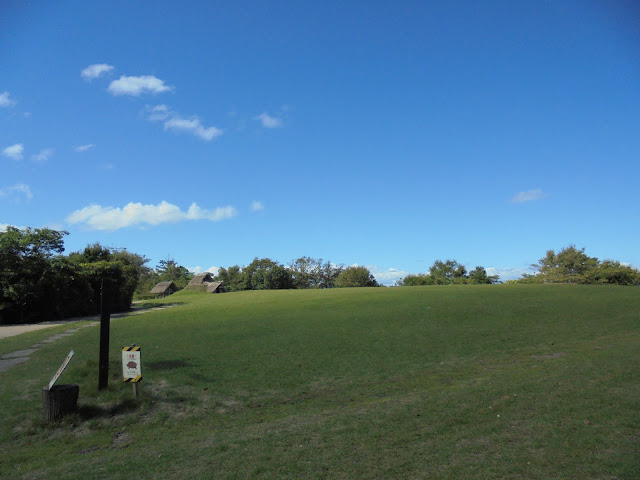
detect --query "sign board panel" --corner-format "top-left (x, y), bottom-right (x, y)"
top-left (122, 346), bottom-right (142, 383)
top-left (48, 350), bottom-right (74, 390)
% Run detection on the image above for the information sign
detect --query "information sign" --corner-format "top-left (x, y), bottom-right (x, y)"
top-left (122, 346), bottom-right (142, 383)
top-left (47, 350), bottom-right (75, 390)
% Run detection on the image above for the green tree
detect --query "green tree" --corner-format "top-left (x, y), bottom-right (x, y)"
top-left (156, 259), bottom-right (193, 287)
top-left (288, 257), bottom-right (343, 289)
top-left (532, 246), bottom-right (599, 284)
top-left (69, 243), bottom-right (148, 313)
top-left (593, 260), bottom-right (640, 285)
top-left (428, 260), bottom-right (468, 285)
top-left (335, 266), bottom-right (378, 288)
top-left (520, 246), bottom-right (640, 285)
top-left (0, 227), bottom-right (68, 323)
top-left (397, 274), bottom-right (433, 286)
top-left (243, 258), bottom-right (293, 290)
top-left (215, 265), bottom-right (245, 292)
top-left (468, 266), bottom-right (500, 284)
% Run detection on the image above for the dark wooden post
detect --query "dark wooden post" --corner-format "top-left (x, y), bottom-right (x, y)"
top-left (42, 385), bottom-right (79, 421)
top-left (98, 278), bottom-right (110, 391)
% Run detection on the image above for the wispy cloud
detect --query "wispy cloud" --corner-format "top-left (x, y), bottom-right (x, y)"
top-left (108, 75), bottom-right (173, 96)
top-left (147, 104), bottom-right (170, 121)
top-left (66, 201), bottom-right (237, 231)
top-left (81, 63), bottom-right (114, 80)
top-left (0, 183), bottom-right (33, 202)
top-left (486, 266), bottom-right (533, 281)
top-left (75, 144), bottom-right (95, 152)
top-left (0, 91), bottom-right (16, 108)
top-left (164, 117), bottom-right (222, 141)
top-left (366, 265), bottom-right (409, 286)
top-left (2, 143), bottom-right (24, 160)
top-left (511, 189), bottom-right (550, 203)
top-left (31, 148), bottom-right (54, 163)
top-left (254, 112), bottom-right (283, 128)
top-left (250, 201), bottom-right (264, 211)
top-left (147, 105), bottom-right (222, 141)
top-left (188, 265), bottom-right (220, 276)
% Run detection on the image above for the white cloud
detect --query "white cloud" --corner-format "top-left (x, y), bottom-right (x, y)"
top-left (164, 116), bottom-right (222, 141)
top-left (147, 104), bottom-right (170, 122)
top-left (108, 75), bottom-right (173, 96)
top-left (0, 183), bottom-right (33, 202)
top-left (81, 63), bottom-right (114, 80)
top-left (32, 148), bottom-right (54, 163)
top-left (2, 143), bottom-right (24, 160)
top-left (0, 91), bottom-right (16, 108)
top-left (147, 105), bottom-right (222, 141)
top-left (366, 265), bottom-right (409, 286)
top-left (254, 112), bottom-right (283, 128)
top-left (188, 266), bottom-right (220, 276)
top-left (511, 189), bottom-right (550, 203)
top-left (75, 144), bottom-right (95, 152)
top-left (66, 201), bottom-right (237, 231)
top-left (250, 201), bottom-right (264, 211)
top-left (486, 266), bottom-right (534, 281)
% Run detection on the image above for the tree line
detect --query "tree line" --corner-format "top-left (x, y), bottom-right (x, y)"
top-left (396, 247), bottom-right (639, 287)
top-left (398, 260), bottom-right (500, 286)
top-left (0, 227), bottom-right (147, 324)
top-left (2, 227), bottom-right (637, 324)
top-left (514, 246), bottom-right (640, 285)
top-left (207, 257), bottom-right (378, 292)
top-left (135, 256), bottom-right (378, 298)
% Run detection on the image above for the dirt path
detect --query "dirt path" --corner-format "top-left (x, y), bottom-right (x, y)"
top-left (0, 304), bottom-right (176, 373)
top-left (0, 317), bottom-right (97, 339)
top-left (0, 303), bottom-right (177, 340)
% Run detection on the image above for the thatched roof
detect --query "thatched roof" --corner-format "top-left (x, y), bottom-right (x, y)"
top-left (206, 282), bottom-right (223, 293)
top-left (150, 281), bottom-right (178, 294)
top-left (188, 272), bottom-right (214, 286)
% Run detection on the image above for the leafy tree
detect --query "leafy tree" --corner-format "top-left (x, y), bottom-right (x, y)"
top-left (428, 260), bottom-right (468, 285)
top-left (397, 274), bottom-right (433, 286)
top-left (335, 266), bottom-right (378, 288)
top-left (156, 259), bottom-right (193, 287)
top-left (593, 260), bottom-right (640, 285)
top-left (0, 227), bottom-right (68, 323)
top-left (532, 246), bottom-right (599, 284)
top-left (468, 266), bottom-right (500, 284)
top-left (288, 257), bottom-right (343, 289)
top-left (70, 243), bottom-right (149, 312)
top-left (288, 256), bottom-right (316, 289)
top-left (243, 258), bottom-right (293, 290)
top-left (397, 261), bottom-right (499, 286)
top-left (215, 265), bottom-right (245, 292)
top-left (262, 264), bottom-right (294, 290)
top-left (520, 246), bottom-right (640, 285)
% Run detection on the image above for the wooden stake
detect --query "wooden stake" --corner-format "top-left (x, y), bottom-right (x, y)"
top-left (98, 278), bottom-right (110, 391)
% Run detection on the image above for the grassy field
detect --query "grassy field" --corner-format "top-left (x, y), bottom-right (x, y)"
top-left (0, 285), bottom-right (638, 479)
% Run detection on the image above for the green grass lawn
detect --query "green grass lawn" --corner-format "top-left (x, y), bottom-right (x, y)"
top-left (1, 285), bottom-right (638, 479)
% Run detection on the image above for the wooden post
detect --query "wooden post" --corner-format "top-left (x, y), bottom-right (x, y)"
top-left (42, 384), bottom-right (79, 422)
top-left (98, 278), bottom-right (110, 391)
top-left (132, 382), bottom-right (139, 398)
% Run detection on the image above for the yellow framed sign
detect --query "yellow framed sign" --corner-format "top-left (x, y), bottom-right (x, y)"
top-left (122, 346), bottom-right (142, 383)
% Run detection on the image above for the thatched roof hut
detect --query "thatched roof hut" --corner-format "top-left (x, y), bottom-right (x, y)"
top-left (150, 281), bottom-right (179, 297)
top-left (206, 282), bottom-right (224, 294)
top-left (188, 273), bottom-right (214, 286)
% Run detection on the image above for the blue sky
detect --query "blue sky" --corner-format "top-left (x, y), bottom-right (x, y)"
top-left (1, 1), bottom-right (639, 284)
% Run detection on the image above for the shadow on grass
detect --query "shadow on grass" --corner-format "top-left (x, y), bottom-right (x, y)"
top-left (76, 399), bottom-right (140, 420)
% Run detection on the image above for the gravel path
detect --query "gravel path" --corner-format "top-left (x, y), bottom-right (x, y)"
top-left (0, 304), bottom-right (176, 373)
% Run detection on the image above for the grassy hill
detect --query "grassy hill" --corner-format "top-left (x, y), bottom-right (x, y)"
top-left (1, 285), bottom-right (638, 479)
